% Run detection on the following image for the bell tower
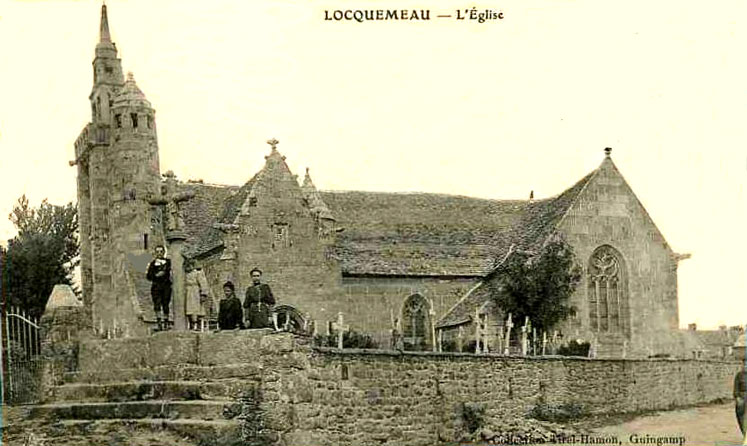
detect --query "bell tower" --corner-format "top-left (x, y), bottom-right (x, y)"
top-left (74, 3), bottom-right (162, 335)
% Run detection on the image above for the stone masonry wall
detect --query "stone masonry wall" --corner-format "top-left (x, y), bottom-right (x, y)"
top-left (70, 332), bottom-right (739, 446)
top-left (339, 276), bottom-right (476, 346)
top-left (281, 350), bottom-right (739, 446)
top-left (557, 158), bottom-right (680, 358)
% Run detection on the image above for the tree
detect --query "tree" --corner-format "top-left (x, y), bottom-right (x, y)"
top-left (487, 237), bottom-right (582, 334)
top-left (3, 195), bottom-right (79, 318)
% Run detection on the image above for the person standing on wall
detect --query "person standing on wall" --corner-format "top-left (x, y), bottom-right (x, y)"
top-left (244, 268), bottom-right (278, 330)
top-left (218, 281), bottom-right (244, 330)
top-left (734, 339), bottom-right (746, 442)
top-left (184, 259), bottom-right (211, 331)
top-left (146, 245), bottom-right (172, 331)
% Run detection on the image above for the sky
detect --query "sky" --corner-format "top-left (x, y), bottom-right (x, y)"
top-left (0, 0), bottom-right (745, 329)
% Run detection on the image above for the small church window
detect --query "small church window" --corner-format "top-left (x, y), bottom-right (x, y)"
top-left (130, 113), bottom-right (138, 128)
top-left (115, 114), bottom-right (122, 128)
top-left (272, 223), bottom-right (289, 248)
top-left (105, 66), bottom-right (113, 74)
top-left (588, 245), bottom-right (627, 334)
top-left (143, 234), bottom-right (148, 250)
top-left (147, 115), bottom-right (153, 129)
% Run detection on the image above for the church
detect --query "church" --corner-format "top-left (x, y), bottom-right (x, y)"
top-left (72, 4), bottom-right (689, 358)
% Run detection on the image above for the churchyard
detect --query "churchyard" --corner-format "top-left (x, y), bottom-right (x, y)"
top-left (1, 288), bottom-right (742, 446)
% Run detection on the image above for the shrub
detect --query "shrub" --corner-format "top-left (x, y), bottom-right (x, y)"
top-left (556, 340), bottom-right (590, 357)
top-left (528, 402), bottom-right (587, 422)
top-left (313, 330), bottom-right (378, 349)
top-left (461, 402), bottom-right (485, 433)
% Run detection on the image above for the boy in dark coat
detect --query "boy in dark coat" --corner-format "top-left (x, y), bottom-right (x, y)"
top-left (146, 245), bottom-right (171, 331)
top-left (218, 281), bottom-right (244, 330)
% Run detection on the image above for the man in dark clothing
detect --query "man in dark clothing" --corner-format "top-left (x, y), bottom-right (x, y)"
top-left (218, 281), bottom-right (244, 330)
top-left (735, 359), bottom-right (746, 438)
top-left (146, 245), bottom-right (171, 331)
top-left (244, 268), bottom-right (277, 329)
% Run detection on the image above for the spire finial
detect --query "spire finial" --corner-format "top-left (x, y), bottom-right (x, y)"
top-left (99, 2), bottom-right (111, 43)
top-left (267, 138), bottom-right (279, 151)
top-left (604, 147), bottom-right (612, 158)
top-left (126, 71), bottom-right (135, 82)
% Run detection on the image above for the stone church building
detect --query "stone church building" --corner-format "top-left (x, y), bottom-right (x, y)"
top-left (72, 5), bottom-right (688, 358)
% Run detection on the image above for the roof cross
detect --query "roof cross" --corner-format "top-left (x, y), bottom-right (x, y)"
top-left (267, 138), bottom-right (279, 150)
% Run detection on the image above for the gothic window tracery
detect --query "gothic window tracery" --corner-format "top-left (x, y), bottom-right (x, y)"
top-left (401, 294), bottom-right (431, 351)
top-left (587, 245), bottom-right (627, 334)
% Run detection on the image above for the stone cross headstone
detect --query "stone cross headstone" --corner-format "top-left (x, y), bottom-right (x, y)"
top-left (474, 308), bottom-right (482, 354)
top-left (542, 331), bottom-right (547, 356)
top-left (496, 324), bottom-right (504, 355)
top-left (331, 312), bottom-right (349, 349)
top-left (458, 325), bottom-right (465, 353)
top-left (521, 316), bottom-right (530, 356)
top-left (504, 313), bottom-right (513, 355)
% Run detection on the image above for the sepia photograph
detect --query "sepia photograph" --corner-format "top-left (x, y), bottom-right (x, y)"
top-left (0, 1), bottom-right (745, 445)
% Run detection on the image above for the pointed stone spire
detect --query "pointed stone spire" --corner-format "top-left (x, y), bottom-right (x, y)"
top-left (113, 72), bottom-right (151, 108)
top-left (99, 2), bottom-right (111, 43)
top-left (302, 168), bottom-right (315, 195)
top-left (300, 168), bottom-right (335, 222)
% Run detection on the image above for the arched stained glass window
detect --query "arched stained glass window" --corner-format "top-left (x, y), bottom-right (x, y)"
top-left (588, 245), bottom-right (628, 334)
top-left (401, 294), bottom-right (431, 351)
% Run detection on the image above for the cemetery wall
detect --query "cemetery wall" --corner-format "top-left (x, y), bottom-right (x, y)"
top-left (280, 349), bottom-right (739, 445)
top-left (72, 332), bottom-right (740, 446)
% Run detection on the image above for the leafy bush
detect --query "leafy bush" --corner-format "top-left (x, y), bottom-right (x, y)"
top-left (461, 402), bottom-right (486, 433)
top-left (556, 340), bottom-right (590, 357)
top-left (313, 330), bottom-right (378, 349)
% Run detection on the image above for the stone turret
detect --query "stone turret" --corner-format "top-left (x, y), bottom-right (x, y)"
top-left (73, 3), bottom-right (161, 336)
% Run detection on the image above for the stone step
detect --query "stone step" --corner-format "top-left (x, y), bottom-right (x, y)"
top-left (3, 418), bottom-right (242, 446)
top-left (29, 400), bottom-right (242, 422)
top-left (63, 362), bottom-right (261, 384)
top-left (49, 380), bottom-right (250, 403)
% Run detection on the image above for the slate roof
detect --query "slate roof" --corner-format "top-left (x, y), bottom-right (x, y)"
top-left (435, 171), bottom-right (597, 328)
top-left (177, 161), bottom-right (595, 280)
top-left (320, 191), bottom-right (528, 276)
top-left (181, 178), bottom-right (255, 258)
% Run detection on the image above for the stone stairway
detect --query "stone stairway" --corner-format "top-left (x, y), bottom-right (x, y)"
top-left (5, 375), bottom-right (246, 445)
top-left (1, 330), bottom-right (289, 446)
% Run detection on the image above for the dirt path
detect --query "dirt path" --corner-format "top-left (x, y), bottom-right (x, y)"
top-left (592, 403), bottom-right (744, 446)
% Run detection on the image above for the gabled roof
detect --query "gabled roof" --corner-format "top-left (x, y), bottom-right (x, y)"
top-left (512, 170), bottom-right (596, 252)
top-left (179, 181), bottom-right (241, 258)
top-left (182, 177), bottom-right (255, 258)
top-left (436, 170), bottom-right (597, 327)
